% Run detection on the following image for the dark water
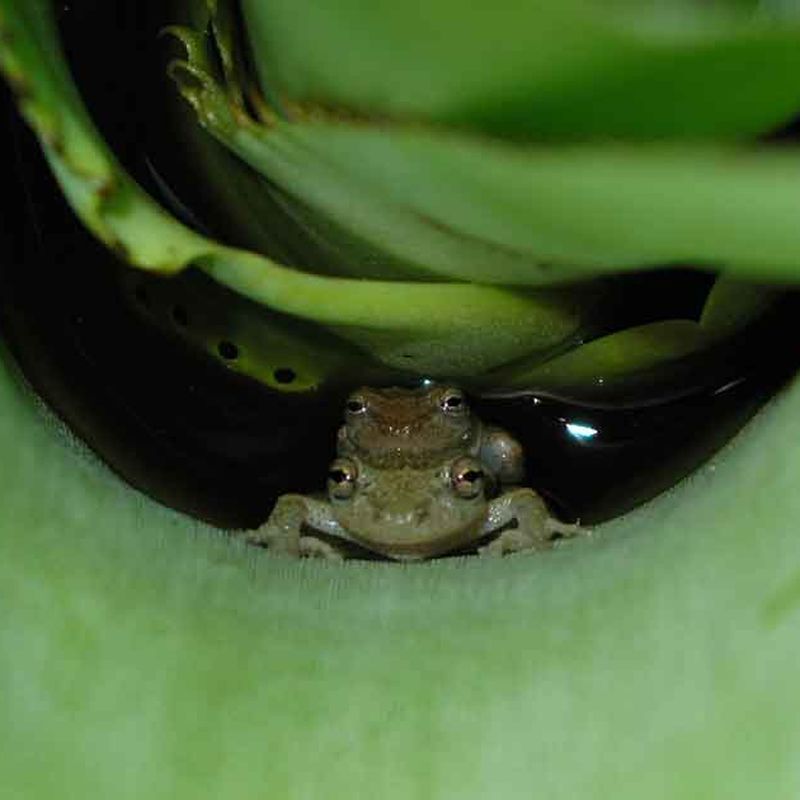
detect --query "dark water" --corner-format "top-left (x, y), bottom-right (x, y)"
top-left (0, 1), bottom-right (798, 534)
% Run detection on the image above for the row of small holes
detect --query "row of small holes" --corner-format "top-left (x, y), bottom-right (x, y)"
top-left (134, 283), bottom-right (297, 385)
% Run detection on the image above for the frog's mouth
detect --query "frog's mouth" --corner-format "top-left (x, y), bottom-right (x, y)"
top-left (346, 510), bottom-right (490, 560)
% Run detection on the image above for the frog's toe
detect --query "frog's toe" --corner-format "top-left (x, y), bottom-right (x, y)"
top-left (546, 518), bottom-right (583, 539)
top-left (243, 494), bottom-right (311, 555)
top-left (299, 536), bottom-right (346, 561)
top-left (268, 495), bottom-right (309, 530)
top-left (246, 526), bottom-right (301, 557)
top-left (478, 528), bottom-right (539, 557)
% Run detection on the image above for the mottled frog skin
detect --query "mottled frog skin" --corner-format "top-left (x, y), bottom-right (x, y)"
top-left (246, 385), bottom-right (579, 560)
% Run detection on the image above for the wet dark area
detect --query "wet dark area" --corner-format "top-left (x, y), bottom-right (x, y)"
top-left (0, 2), bottom-right (799, 538)
top-left (54, 1), bottom-right (720, 324)
top-left (54, 0), bottom-right (359, 275)
top-left (474, 372), bottom-right (787, 523)
top-left (3, 93), bottom-right (799, 530)
top-left (0, 89), bottom-right (348, 528)
top-left (56, 3), bottom-right (171, 210)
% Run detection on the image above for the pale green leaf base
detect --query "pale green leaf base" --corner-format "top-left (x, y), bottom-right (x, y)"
top-left (2, 342), bottom-right (800, 798)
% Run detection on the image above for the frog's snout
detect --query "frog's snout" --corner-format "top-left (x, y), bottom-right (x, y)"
top-left (370, 495), bottom-right (432, 527)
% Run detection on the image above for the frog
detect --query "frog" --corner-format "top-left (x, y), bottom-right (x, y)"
top-left (245, 384), bottom-right (580, 561)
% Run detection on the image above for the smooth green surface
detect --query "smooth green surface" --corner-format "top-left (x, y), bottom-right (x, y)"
top-left (3, 322), bottom-right (800, 798)
top-left (168, 19), bottom-right (800, 284)
top-left (3, 2), bottom-right (800, 790)
top-left (165, 27), bottom-right (557, 284)
top-left (493, 319), bottom-right (711, 393)
top-left (242, 0), bottom-right (800, 139)
top-left (494, 277), bottom-right (778, 394)
top-left (278, 126), bottom-right (800, 280)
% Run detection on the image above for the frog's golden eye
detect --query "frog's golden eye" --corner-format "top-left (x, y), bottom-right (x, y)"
top-left (440, 388), bottom-right (467, 414)
top-left (345, 396), bottom-right (368, 416)
top-left (327, 458), bottom-right (359, 500)
top-left (450, 457), bottom-right (485, 499)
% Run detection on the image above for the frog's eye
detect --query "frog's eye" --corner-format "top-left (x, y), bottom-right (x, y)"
top-left (450, 457), bottom-right (485, 499)
top-left (327, 458), bottom-right (359, 500)
top-left (345, 396), bottom-right (368, 416)
top-left (440, 388), bottom-right (467, 415)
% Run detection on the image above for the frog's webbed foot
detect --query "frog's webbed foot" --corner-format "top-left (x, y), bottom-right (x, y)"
top-left (298, 536), bottom-right (345, 561)
top-left (479, 488), bottom-right (582, 557)
top-left (245, 494), bottom-right (348, 561)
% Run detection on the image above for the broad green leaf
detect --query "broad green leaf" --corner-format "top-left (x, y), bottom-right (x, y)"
top-left (168, 69), bottom-right (800, 287)
top-left (160, 25), bottom-right (434, 280)
top-left (242, 0), bottom-right (800, 139)
top-left (0, 0), bottom-right (590, 380)
top-left (6, 5), bottom-right (800, 794)
top-left (490, 319), bottom-right (712, 397)
top-left (119, 268), bottom-right (379, 393)
top-left (166, 33), bottom-right (552, 284)
top-left (491, 276), bottom-right (779, 396)
top-left (280, 124), bottom-right (800, 282)
top-left (699, 276), bottom-right (780, 335)
top-left (166, 15), bottom-right (800, 286)
top-left (6, 316), bottom-right (800, 797)
top-left (198, 250), bottom-right (590, 374)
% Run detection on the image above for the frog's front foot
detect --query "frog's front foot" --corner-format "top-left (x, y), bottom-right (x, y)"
top-left (246, 494), bottom-right (350, 560)
top-left (298, 536), bottom-right (345, 561)
top-left (479, 488), bottom-right (581, 557)
top-left (245, 494), bottom-right (307, 556)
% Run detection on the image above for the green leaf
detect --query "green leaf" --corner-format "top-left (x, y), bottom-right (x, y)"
top-left (0, 0), bottom-right (591, 380)
top-left (699, 276), bottom-right (780, 335)
top-left (275, 124), bottom-right (800, 283)
top-left (199, 250), bottom-right (590, 374)
top-left (242, 0), bottom-right (800, 139)
top-left (4, 310), bottom-right (800, 797)
top-left (490, 319), bottom-right (713, 397)
top-left (4, 5), bottom-right (800, 792)
top-left (491, 276), bottom-right (779, 397)
top-left (165, 17), bottom-right (800, 286)
top-left (166, 34), bottom-right (552, 284)
top-left (167, 66), bottom-right (800, 287)
top-left (0, 4), bottom-right (204, 272)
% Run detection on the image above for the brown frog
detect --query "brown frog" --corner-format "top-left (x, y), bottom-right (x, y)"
top-left (246, 385), bottom-right (579, 560)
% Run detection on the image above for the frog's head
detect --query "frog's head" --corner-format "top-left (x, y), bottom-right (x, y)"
top-left (337, 385), bottom-right (479, 468)
top-left (326, 454), bottom-right (490, 559)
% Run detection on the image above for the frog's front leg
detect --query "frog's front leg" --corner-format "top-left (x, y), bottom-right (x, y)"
top-left (479, 488), bottom-right (581, 556)
top-left (245, 494), bottom-right (350, 560)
